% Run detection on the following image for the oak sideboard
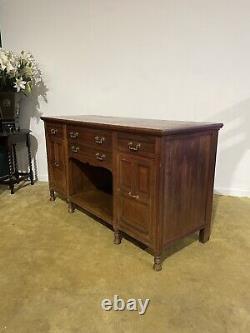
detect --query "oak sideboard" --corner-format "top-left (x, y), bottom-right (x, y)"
top-left (41, 115), bottom-right (223, 271)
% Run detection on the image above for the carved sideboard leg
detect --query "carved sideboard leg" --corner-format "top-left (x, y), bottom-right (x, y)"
top-left (49, 189), bottom-right (55, 201)
top-left (153, 256), bottom-right (162, 271)
top-left (114, 230), bottom-right (122, 245)
top-left (68, 202), bottom-right (75, 213)
top-left (199, 226), bottom-right (210, 243)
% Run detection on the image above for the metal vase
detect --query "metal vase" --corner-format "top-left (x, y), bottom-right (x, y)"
top-left (0, 92), bottom-right (21, 132)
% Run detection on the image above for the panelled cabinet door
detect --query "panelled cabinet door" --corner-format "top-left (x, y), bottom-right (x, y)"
top-left (135, 160), bottom-right (153, 203)
top-left (118, 155), bottom-right (134, 194)
top-left (46, 136), bottom-right (67, 195)
top-left (117, 153), bottom-right (155, 246)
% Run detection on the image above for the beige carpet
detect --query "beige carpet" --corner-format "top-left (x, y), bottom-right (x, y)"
top-left (0, 182), bottom-right (249, 333)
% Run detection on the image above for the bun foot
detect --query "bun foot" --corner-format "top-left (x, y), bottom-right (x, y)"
top-left (114, 230), bottom-right (122, 245)
top-left (50, 190), bottom-right (55, 201)
top-left (199, 227), bottom-right (210, 243)
top-left (68, 202), bottom-right (75, 213)
top-left (153, 256), bottom-right (162, 271)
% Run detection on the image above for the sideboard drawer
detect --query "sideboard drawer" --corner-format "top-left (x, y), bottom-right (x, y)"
top-left (68, 143), bottom-right (112, 170)
top-left (46, 123), bottom-right (64, 139)
top-left (117, 133), bottom-right (156, 158)
top-left (67, 126), bottom-right (112, 151)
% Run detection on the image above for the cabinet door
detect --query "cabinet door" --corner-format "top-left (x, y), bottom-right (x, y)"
top-left (117, 154), bottom-right (155, 246)
top-left (118, 155), bottom-right (134, 194)
top-left (46, 136), bottom-right (67, 196)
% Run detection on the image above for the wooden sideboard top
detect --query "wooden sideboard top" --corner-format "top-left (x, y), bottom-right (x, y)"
top-left (41, 115), bottom-right (223, 135)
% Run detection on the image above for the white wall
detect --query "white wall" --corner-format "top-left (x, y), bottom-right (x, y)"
top-left (1, 0), bottom-right (250, 196)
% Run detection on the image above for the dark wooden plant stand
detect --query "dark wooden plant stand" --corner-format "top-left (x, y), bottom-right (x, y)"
top-left (0, 129), bottom-right (34, 194)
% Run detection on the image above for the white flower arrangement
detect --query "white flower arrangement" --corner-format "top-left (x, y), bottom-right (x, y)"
top-left (0, 48), bottom-right (41, 94)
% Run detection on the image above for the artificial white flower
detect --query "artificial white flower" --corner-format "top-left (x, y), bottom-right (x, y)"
top-left (6, 62), bottom-right (15, 73)
top-left (13, 78), bottom-right (26, 92)
top-left (0, 48), bottom-right (41, 94)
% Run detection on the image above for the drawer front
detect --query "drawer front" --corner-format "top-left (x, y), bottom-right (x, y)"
top-left (117, 133), bottom-right (156, 158)
top-left (46, 122), bottom-right (64, 139)
top-left (67, 126), bottom-right (112, 151)
top-left (68, 143), bottom-right (112, 170)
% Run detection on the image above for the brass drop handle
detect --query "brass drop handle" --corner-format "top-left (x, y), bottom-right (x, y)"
top-left (95, 136), bottom-right (105, 144)
top-left (128, 191), bottom-right (139, 200)
top-left (128, 142), bottom-right (141, 151)
top-left (69, 131), bottom-right (79, 139)
top-left (96, 152), bottom-right (106, 161)
top-left (54, 161), bottom-right (60, 167)
top-left (71, 145), bottom-right (80, 153)
top-left (50, 128), bottom-right (58, 135)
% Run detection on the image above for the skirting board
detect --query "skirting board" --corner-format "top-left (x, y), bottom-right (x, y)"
top-left (38, 174), bottom-right (48, 182)
top-left (214, 187), bottom-right (250, 198)
top-left (37, 174), bottom-right (250, 198)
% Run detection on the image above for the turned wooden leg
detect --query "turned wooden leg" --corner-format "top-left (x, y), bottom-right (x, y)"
top-left (49, 189), bottom-right (55, 201)
top-left (153, 256), bottom-right (162, 271)
top-left (9, 183), bottom-right (14, 195)
top-left (199, 226), bottom-right (211, 243)
top-left (13, 144), bottom-right (19, 184)
top-left (7, 148), bottom-right (15, 195)
top-left (68, 202), bottom-right (75, 213)
top-left (26, 133), bottom-right (34, 185)
top-left (114, 230), bottom-right (122, 245)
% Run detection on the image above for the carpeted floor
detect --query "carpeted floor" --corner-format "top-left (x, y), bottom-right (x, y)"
top-left (0, 182), bottom-right (249, 333)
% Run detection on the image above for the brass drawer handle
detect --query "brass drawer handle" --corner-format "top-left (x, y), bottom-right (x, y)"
top-left (128, 191), bottom-right (139, 200)
top-left (128, 142), bottom-right (141, 151)
top-left (54, 161), bottom-right (60, 167)
top-left (50, 128), bottom-right (58, 135)
top-left (95, 136), bottom-right (105, 144)
top-left (69, 131), bottom-right (79, 139)
top-left (96, 152), bottom-right (106, 161)
top-left (71, 145), bottom-right (80, 153)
